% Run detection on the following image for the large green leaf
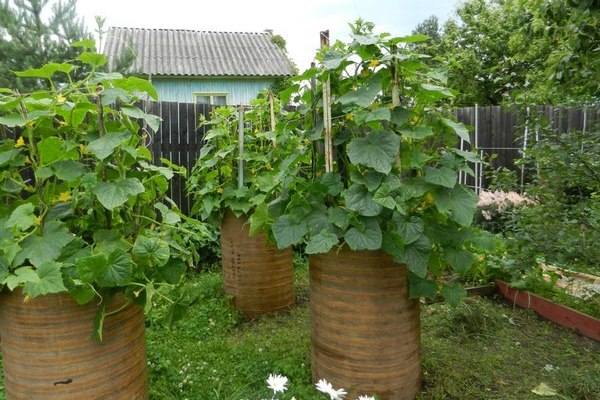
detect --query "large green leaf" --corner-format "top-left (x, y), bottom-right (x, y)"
top-left (408, 273), bottom-right (438, 299)
top-left (344, 184), bottom-right (382, 217)
top-left (305, 211), bottom-right (333, 235)
top-left (155, 203), bottom-right (181, 225)
top-left (305, 229), bottom-right (339, 254)
top-left (319, 172), bottom-right (344, 196)
top-left (424, 166), bottom-right (457, 188)
top-left (351, 33), bottom-right (379, 45)
top-left (3, 266), bottom-right (38, 290)
top-left (390, 34), bottom-right (430, 44)
top-left (52, 160), bottom-right (88, 182)
top-left (433, 185), bottom-right (478, 227)
top-left (114, 77), bottom-right (159, 100)
top-left (158, 260), bottom-right (186, 285)
top-left (322, 50), bottom-right (347, 70)
top-left (446, 248), bottom-right (477, 274)
top-left (400, 235), bottom-right (432, 278)
top-left (391, 107), bottom-right (412, 126)
top-left (38, 137), bottom-right (74, 165)
top-left (15, 221), bottom-right (75, 267)
top-left (13, 63), bottom-right (75, 79)
top-left (344, 217), bottom-right (382, 250)
top-left (78, 52), bottom-right (107, 67)
top-left (272, 215), bottom-right (308, 249)
top-left (441, 282), bottom-right (467, 307)
top-left (121, 106), bottom-right (161, 132)
top-left (365, 107), bottom-right (391, 122)
top-left (401, 147), bottom-right (431, 169)
top-left (400, 125), bottom-right (434, 139)
top-left (22, 261), bottom-right (66, 298)
top-left (0, 257), bottom-right (8, 282)
top-left (87, 132), bottom-right (130, 160)
top-left (97, 249), bottom-right (134, 287)
top-left (93, 230), bottom-right (132, 255)
top-left (337, 74), bottom-right (382, 108)
top-left (76, 254), bottom-right (107, 284)
top-left (139, 161), bottom-right (174, 180)
top-left (327, 207), bottom-right (349, 229)
top-left (420, 84), bottom-right (455, 98)
top-left (374, 185), bottom-right (398, 210)
top-left (382, 231), bottom-right (404, 262)
top-left (0, 114), bottom-right (26, 127)
top-left (249, 203), bottom-right (270, 237)
top-left (6, 203), bottom-right (36, 231)
top-left (442, 118), bottom-right (471, 143)
top-left (394, 216), bottom-right (425, 245)
top-left (0, 148), bottom-right (22, 166)
top-left (93, 178), bottom-right (145, 210)
top-left (133, 236), bottom-right (170, 267)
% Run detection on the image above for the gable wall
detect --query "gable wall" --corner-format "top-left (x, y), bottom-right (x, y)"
top-left (152, 77), bottom-right (278, 105)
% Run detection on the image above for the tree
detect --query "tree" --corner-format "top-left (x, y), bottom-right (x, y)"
top-left (512, 0), bottom-right (600, 103)
top-left (436, 0), bottom-right (528, 105)
top-left (411, 15), bottom-right (442, 61)
top-left (0, 0), bottom-right (89, 92)
top-left (424, 0), bottom-right (599, 105)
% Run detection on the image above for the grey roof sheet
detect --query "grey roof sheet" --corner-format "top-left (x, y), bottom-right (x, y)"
top-left (103, 27), bottom-right (294, 77)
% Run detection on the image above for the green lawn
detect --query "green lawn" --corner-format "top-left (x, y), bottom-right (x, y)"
top-left (1, 264), bottom-right (599, 399)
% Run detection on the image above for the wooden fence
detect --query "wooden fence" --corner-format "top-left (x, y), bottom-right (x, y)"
top-left (454, 105), bottom-right (600, 191)
top-left (141, 101), bottom-right (213, 215)
top-left (142, 102), bottom-right (600, 213)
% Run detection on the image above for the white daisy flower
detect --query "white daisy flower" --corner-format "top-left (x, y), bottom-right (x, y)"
top-left (315, 379), bottom-right (347, 399)
top-left (266, 373), bottom-right (288, 394)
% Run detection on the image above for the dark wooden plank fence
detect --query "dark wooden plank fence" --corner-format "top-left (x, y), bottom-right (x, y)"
top-left (454, 105), bottom-right (600, 192)
top-left (141, 102), bottom-right (600, 213)
top-left (141, 101), bottom-right (213, 215)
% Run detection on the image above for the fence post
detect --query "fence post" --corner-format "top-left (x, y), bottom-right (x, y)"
top-left (520, 106), bottom-right (530, 190)
top-left (238, 105), bottom-right (244, 189)
top-left (474, 104), bottom-right (480, 194)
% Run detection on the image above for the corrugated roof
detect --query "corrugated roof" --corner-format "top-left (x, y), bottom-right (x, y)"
top-left (103, 27), bottom-right (294, 77)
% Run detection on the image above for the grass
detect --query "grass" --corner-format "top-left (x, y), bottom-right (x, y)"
top-left (0, 263), bottom-right (599, 399)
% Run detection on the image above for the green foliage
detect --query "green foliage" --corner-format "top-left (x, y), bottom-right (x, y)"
top-left (0, 0), bottom-right (90, 92)
top-left (422, 0), bottom-right (600, 105)
top-left (501, 122), bottom-right (600, 276)
top-left (263, 20), bottom-right (490, 303)
top-left (187, 92), bottom-right (308, 229)
top-left (0, 49), bottom-right (207, 329)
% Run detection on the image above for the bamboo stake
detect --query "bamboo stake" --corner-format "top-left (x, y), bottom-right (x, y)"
top-left (269, 91), bottom-right (276, 147)
top-left (238, 105), bottom-right (244, 189)
top-left (321, 30), bottom-right (333, 173)
top-left (391, 45), bottom-right (401, 173)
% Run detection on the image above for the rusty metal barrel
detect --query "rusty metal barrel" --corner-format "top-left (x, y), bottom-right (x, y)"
top-left (220, 209), bottom-right (295, 318)
top-left (0, 290), bottom-right (147, 400)
top-left (310, 248), bottom-right (421, 400)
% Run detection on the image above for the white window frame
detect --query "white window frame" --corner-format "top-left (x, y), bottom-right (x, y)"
top-left (194, 92), bottom-right (228, 106)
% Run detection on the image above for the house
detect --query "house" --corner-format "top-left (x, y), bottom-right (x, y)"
top-left (103, 27), bottom-right (294, 105)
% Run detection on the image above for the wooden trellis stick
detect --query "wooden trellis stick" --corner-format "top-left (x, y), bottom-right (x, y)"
top-left (238, 105), bottom-right (244, 189)
top-left (321, 30), bottom-right (333, 173)
top-left (269, 91), bottom-right (277, 147)
top-left (391, 45), bottom-right (401, 172)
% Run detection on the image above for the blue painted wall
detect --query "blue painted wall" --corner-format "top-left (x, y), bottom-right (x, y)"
top-left (152, 77), bottom-right (278, 105)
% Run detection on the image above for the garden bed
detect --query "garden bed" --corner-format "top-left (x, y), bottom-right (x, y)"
top-left (1, 266), bottom-right (599, 399)
top-left (496, 279), bottom-right (600, 342)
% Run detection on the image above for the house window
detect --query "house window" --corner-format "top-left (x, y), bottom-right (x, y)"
top-left (195, 92), bottom-right (228, 106)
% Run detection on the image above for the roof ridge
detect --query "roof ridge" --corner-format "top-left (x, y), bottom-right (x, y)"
top-left (108, 26), bottom-right (269, 35)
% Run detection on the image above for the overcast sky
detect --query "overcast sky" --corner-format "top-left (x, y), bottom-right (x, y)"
top-left (77, 0), bottom-right (459, 71)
